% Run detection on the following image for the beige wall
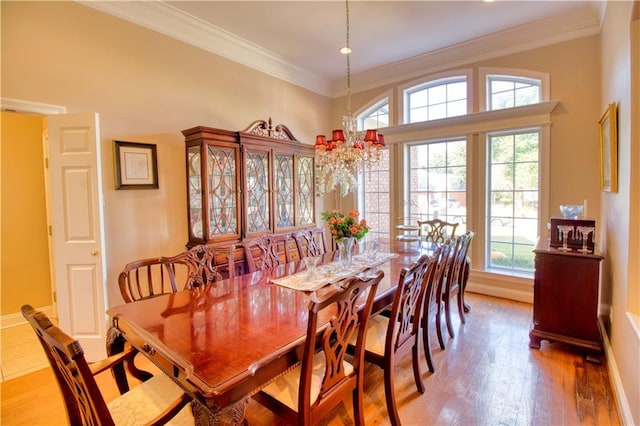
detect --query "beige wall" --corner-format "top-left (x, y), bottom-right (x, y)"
top-left (1, 112), bottom-right (51, 313)
top-left (1, 1), bottom-right (331, 308)
top-left (599, 1), bottom-right (639, 424)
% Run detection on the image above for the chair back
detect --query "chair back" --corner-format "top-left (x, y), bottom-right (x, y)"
top-left (417, 219), bottom-right (459, 245)
top-left (267, 233), bottom-right (301, 263)
top-left (452, 230), bottom-right (475, 288)
top-left (293, 227), bottom-right (327, 258)
top-left (21, 305), bottom-right (114, 426)
top-left (243, 235), bottom-right (282, 272)
top-left (387, 254), bottom-right (431, 355)
top-left (118, 257), bottom-right (177, 303)
top-left (299, 271), bottom-right (383, 423)
top-left (163, 244), bottom-right (234, 288)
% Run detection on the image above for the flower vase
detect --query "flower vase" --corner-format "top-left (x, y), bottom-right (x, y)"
top-left (337, 237), bottom-right (356, 269)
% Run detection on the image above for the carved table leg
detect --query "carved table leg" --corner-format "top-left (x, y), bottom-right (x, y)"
top-left (192, 398), bottom-right (248, 426)
top-left (528, 332), bottom-right (542, 349)
top-left (106, 326), bottom-right (130, 394)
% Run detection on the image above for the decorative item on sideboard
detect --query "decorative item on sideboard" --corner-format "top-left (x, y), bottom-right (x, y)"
top-left (550, 203), bottom-right (595, 252)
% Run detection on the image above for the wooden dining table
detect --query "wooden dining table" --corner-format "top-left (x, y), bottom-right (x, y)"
top-left (106, 241), bottom-right (425, 425)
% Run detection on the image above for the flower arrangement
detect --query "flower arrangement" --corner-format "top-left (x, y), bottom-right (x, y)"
top-left (321, 209), bottom-right (369, 242)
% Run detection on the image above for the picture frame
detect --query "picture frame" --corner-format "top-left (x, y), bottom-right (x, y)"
top-left (598, 102), bottom-right (618, 193)
top-left (114, 141), bottom-right (158, 189)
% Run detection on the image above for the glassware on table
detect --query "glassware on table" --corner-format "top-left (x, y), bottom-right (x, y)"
top-left (559, 204), bottom-right (584, 219)
top-left (303, 256), bottom-right (320, 279)
top-left (557, 225), bottom-right (574, 252)
top-left (366, 238), bottom-right (381, 262)
top-left (337, 237), bottom-right (356, 270)
top-left (576, 226), bottom-right (595, 253)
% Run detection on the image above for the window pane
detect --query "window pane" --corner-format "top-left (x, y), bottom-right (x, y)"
top-left (488, 75), bottom-right (541, 111)
top-left (405, 77), bottom-right (467, 124)
top-left (408, 139), bottom-right (467, 233)
top-left (488, 130), bottom-right (540, 272)
top-left (361, 148), bottom-right (391, 240)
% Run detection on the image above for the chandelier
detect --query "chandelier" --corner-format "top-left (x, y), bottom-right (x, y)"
top-left (314, 0), bottom-right (385, 197)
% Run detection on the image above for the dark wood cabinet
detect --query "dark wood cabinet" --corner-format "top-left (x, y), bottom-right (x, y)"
top-left (529, 238), bottom-right (604, 353)
top-left (182, 119), bottom-right (316, 247)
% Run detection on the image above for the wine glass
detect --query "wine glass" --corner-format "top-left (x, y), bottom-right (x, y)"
top-left (366, 238), bottom-right (381, 263)
top-left (303, 256), bottom-right (320, 279)
top-left (576, 226), bottom-right (595, 253)
top-left (557, 225), bottom-right (574, 252)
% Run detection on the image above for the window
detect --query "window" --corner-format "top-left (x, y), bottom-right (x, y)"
top-left (404, 77), bottom-right (467, 123)
top-left (407, 139), bottom-right (467, 233)
top-left (362, 148), bottom-right (391, 240)
top-left (359, 99), bottom-right (389, 130)
top-left (487, 130), bottom-right (540, 273)
top-left (486, 75), bottom-right (541, 111)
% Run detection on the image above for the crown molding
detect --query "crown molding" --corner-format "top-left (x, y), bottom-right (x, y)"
top-left (78, 1), bottom-right (601, 99)
top-left (1, 98), bottom-right (67, 115)
top-left (78, 1), bottom-right (332, 96)
top-left (339, 9), bottom-right (602, 97)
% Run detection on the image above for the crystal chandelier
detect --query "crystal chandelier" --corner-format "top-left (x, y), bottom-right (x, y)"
top-left (314, 0), bottom-right (385, 197)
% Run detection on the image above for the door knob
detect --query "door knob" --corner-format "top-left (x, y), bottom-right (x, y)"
top-left (90, 250), bottom-right (99, 256)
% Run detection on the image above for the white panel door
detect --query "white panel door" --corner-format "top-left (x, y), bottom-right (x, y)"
top-left (47, 113), bottom-right (107, 360)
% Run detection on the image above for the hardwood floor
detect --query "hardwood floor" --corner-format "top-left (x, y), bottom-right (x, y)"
top-left (1, 293), bottom-right (620, 425)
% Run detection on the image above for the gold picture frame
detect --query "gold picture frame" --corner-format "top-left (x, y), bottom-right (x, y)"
top-left (114, 141), bottom-right (159, 189)
top-left (598, 102), bottom-right (618, 193)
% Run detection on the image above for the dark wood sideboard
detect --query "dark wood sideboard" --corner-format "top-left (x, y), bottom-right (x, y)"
top-left (529, 238), bottom-right (604, 355)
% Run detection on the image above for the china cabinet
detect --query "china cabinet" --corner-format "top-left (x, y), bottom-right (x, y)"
top-left (183, 119), bottom-right (315, 247)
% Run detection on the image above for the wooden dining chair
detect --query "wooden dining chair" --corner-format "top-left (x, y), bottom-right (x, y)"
top-left (21, 304), bottom-right (193, 426)
top-left (422, 239), bottom-right (454, 355)
top-left (252, 271), bottom-right (383, 426)
top-left (443, 230), bottom-right (475, 332)
top-left (243, 235), bottom-right (283, 273)
top-left (118, 257), bottom-right (178, 303)
top-left (293, 227), bottom-right (327, 258)
top-left (352, 254), bottom-right (431, 426)
top-left (417, 218), bottom-right (459, 247)
top-left (267, 232), bottom-right (301, 263)
top-left (163, 243), bottom-right (235, 288)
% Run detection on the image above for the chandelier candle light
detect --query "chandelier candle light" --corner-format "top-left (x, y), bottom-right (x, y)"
top-left (315, 0), bottom-right (385, 197)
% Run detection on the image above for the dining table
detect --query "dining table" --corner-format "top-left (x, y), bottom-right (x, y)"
top-left (106, 241), bottom-right (427, 425)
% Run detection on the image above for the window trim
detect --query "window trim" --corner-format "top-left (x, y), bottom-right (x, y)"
top-left (356, 90), bottom-right (393, 130)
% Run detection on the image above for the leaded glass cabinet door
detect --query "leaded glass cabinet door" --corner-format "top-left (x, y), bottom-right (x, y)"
top-left (244, 146), bottom-right (272, 235)
top-left (205, 144), bottom-right (240, 241)
top-left (295, 154), bottom-right (315, 226)
top-left (274, 153), bottom-right (294, 230)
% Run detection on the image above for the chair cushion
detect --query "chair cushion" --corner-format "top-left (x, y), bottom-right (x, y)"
top-left (356, 314), bottom-right (389, 357)
top-left (260, 351), bottom-right (354, 411)
top-left (108, 372), bottom-right (193, 425)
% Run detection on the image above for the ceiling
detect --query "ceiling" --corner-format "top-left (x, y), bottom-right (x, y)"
top-left (81, 1), bottom-right (603, 97)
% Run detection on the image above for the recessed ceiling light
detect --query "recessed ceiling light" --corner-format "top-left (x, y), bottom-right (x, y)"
top-left (339, 46), bottom-right (351, 55)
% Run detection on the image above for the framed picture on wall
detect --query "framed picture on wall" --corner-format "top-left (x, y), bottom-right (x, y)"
top-left (114, 141), bottom-right (159, 189)
top-left (598, 102), bottom-right (618, 193)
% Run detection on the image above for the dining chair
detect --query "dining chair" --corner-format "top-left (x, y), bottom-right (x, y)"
top-left (118, 257), bottom-right (178, 303)
top-left (293, 227), bottom-right (328, 258)
top-left (417, 218), bottom-right (459, 247)
top-left (352, 254), bottom-right (431, 426)
top-left (267, 232), bottom-right (301, 263)
top-left (252, 271), bottom-right (384, 426)
top-left (436, 235), bottom-right (464, 342)
top-left (21, 304), bottom-right (193, 426)
top-left (163, 243), bottom-right (235, 288)
top-left (444, 230), bottom-right (475, 330)
top-left (422, 239), bottom-right (454, 355)
top-left (243, 235), bottom-right (283, 273)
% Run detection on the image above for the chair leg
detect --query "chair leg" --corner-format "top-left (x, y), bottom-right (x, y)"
top-left (443, 286), bottom-right (455, 339)
top-left (436, 299), bottom-right (446, 350)
top-left (352, 388), bottom-right (365, 426)
top-left (383, 362), bottom-right (402, 426)
top-left (412, 341), bottom-right (426, 394)
top-left (422, 311), bottom-right (435, 373)
top-left (456, 287), bottom-right (466, 324)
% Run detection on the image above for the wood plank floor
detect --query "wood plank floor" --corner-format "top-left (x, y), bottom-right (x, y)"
top-left (1, 293), bottom-right (620, 425)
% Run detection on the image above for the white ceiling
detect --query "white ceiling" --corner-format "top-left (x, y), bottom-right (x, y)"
top-left (81, 1), bottom-right (603, 97)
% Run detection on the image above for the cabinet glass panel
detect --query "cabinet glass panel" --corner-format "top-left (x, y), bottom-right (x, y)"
top-left (296, 155), bottom-right (314, 225)
top-left (275, 154), bottom-right (294, 229)
top-left (207, 145), bottom-right (238, 237)
top-left (187, 146), bottom-right (203, 239)
top-left (246, 150), bottom-right (270, 233)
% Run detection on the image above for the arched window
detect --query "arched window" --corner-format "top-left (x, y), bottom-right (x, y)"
top-left (403, 76), bottom-right (468, 123)
top-left (487, 75), bottom-right (541, 110)
top-left (359, 98), bottom-right (389, 130)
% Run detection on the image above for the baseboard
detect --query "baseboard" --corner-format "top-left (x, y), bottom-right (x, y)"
top-left (466, 282), bottom-right (533, 304)
top-left (0, 305), bottom-right (55, 329)
top-left (600, 317), bottom-right (635, 426)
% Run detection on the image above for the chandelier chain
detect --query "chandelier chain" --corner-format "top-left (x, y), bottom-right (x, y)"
top-left (345, 0), bottom-right (351, 117)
